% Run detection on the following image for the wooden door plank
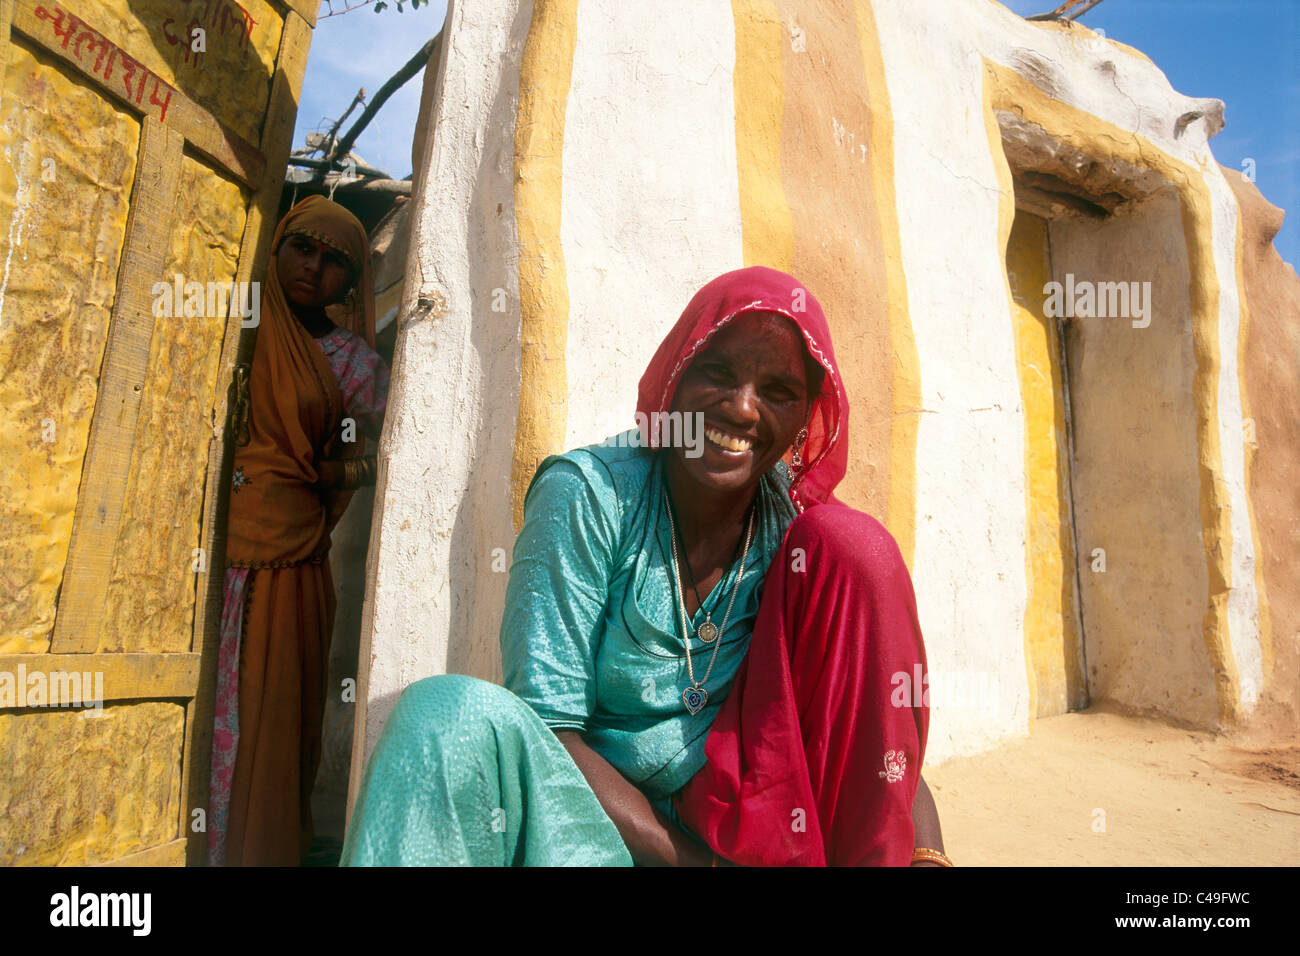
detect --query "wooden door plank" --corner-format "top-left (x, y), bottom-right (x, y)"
top-left (50, 115), bottom-right (184, 654)
top-left (0, 0), bottom-right (16, 68)
top-left (97, 837), bottom-right (187, 866)
top-left (0, 653), bottom-right (200, 702)
top-left (280, 0), bottom-right (319, 29)
top-left (183, 6), bottom-right (316, 866)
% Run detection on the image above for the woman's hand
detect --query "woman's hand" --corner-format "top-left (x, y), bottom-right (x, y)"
top-left (556, 731), bottom-right (716, 866)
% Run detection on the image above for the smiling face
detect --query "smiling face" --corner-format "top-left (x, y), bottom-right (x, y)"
top-left (276, 233), bottom-right (353, 311)
top-left (667, 311), bottom-right (815, 498)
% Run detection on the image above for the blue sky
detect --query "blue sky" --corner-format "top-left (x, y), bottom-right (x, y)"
top-left (295, 0), bottom-right (1298, 264)
top-left (293, 1), bottom-right (450, 179)
top-left (999, 0), bottom-right (1299, 265)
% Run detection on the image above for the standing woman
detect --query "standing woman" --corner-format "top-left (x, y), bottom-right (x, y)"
top-left (209, 196), bottom-right (389, 866)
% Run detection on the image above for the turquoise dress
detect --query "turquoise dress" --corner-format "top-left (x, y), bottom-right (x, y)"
top-left (341, 434), bottom-right (796, 865)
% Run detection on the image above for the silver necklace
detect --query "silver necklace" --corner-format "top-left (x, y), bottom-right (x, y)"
top-left (664, 491), bottom-right (755, 715)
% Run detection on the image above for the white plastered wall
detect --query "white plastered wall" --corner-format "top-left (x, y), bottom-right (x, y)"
top-left (561, 0), bottom-right (744, 448)
top-left (350, 0), bottom-right (531, 799)
top-left (872, 0), bottom-right (1033, 761)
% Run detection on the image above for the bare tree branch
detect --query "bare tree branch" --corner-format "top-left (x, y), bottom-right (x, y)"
top-left (319, 0), bottom-right (379, 19)
top-left (328, 33), bottom-right (440, 167)
top-left (1065, 0), bottom-right (1106, 22)
top-left (322, 88), bottom-right (367, 163)
top-left (1026, 0), bottom-right (1105, 22)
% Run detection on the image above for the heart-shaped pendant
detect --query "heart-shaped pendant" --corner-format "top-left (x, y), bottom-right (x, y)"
top-left (682, 686), bottom-right (708, 715)
top-left (697, 620), bottom-right (719, 643)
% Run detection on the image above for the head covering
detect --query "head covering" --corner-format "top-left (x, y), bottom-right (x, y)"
top-left (225, 196), bottom-right (376, 566)
top-left (635, 266), bottom-right (848, 512)
top-left (277, 195), bottom-right (376, 349)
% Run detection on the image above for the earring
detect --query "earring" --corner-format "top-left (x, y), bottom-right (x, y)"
top-left (790, 426), bottom-right (808, 473)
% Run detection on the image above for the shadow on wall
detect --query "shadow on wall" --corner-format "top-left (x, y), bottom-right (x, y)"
top-left (314, 483), bottom-right (374, 845)
top-left (1055, 186), bottom-right (1213, 727)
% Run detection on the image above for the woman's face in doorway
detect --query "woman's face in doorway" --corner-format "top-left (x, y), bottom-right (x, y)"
top-left (277, 234), bottom-right (353, 310)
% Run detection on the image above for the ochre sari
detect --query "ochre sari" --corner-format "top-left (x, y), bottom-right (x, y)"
top-left (215, 196), bottom-right (376, 866)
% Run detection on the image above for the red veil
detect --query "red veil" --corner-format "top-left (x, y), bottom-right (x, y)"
top-left (640, 267), bottom-right (929, 866)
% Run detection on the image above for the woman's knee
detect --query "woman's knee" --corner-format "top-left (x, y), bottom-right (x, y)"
top-left (785, 504), bottom-right (906, 583)
top-left (388, 674), bottom-right (525, 731)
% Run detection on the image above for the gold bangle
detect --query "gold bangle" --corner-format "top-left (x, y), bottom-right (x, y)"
top-left (911, 847), bottom-right (953, 867)
top-left (343, 459), bottom-right (359, 489)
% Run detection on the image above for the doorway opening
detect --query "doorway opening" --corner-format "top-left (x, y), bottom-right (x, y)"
top-left (999, 110), bottom-right (1211, 723)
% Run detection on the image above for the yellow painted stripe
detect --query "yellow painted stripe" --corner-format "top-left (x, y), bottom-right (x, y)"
top-left (856, 0), bottom-right (919, 568)
top-left (510, 0), bottom-right (579, 533)
top-left (1177, 191), bottom-right (1241, 722)
top-left (731, 0), bottom-right (793, 273)
top-left (983, 59), bottom-right (1240, 722)
top-left (777, 1), bottom-right (890, 520)
top-left (1004, 211), bottom-right (1085, 717)
top-left (1232, 204), bottom-right (1274, 680)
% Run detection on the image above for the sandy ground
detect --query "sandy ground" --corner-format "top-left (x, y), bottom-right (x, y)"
top-left (309, 703), bottom-right (1299, 867)
top-left (924, 704), bottom-right (1300, 866)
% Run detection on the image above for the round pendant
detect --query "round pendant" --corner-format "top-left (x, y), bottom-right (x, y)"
top-left (697, 620), bottom-right (719, 643)
top-left (683, 685), bottom-right (708, 715)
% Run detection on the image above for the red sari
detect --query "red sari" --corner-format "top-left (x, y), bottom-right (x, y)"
top-left (639, 266), bottom-right (929, 866)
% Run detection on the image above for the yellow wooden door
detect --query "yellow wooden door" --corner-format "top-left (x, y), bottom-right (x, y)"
top-left (0, 0), bottom-right (317, 866)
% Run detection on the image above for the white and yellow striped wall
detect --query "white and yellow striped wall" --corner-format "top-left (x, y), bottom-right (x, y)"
top-left (348, 0), bottom-right (1297, 807)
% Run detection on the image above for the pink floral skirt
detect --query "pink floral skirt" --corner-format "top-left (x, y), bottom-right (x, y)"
top-left (208, 567), bottom-right (251, 866)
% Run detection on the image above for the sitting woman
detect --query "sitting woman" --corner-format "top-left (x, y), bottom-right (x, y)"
top-left (341, 266), bottom-right (945, 866)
